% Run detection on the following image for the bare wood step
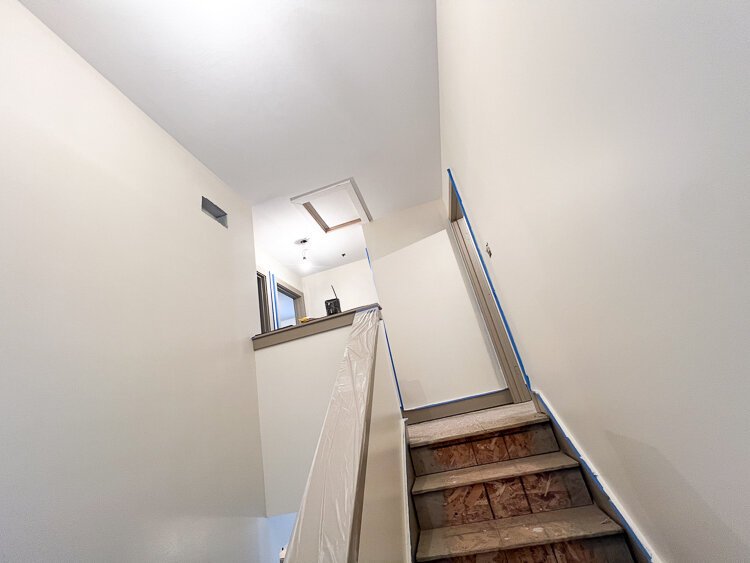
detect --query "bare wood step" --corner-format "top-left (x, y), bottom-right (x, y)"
top-left (416, 505), bottom-right (623, 562)
top-left (412, 451), bottom-right (579, 495)
top-left (408, 401), bottom-right (548, 449)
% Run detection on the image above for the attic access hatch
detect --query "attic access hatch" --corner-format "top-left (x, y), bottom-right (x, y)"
top-left (291, 178), bottom-right (372, 233)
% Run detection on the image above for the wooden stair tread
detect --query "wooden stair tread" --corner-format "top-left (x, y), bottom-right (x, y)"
top-left (416, 505), bottom-right (623, 561)
top-left (408, 401), bottom-right (548, 448)
top-left (412, 451), bottom-right (579, 495)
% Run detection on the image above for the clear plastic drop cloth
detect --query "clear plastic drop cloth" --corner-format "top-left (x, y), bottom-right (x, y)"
top-left (284, 306), bottom-right (380, 563)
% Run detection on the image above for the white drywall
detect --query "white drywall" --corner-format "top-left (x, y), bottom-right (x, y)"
top-left (254, 326), bottom-right (352, 516)
top-left (19, 0), bottom-right (443, 217)
top-left (256, 250), bottom-right (303, 291)
top-left (0, 2), bottom-right (269, 560)
top-left (437, 2), bottom-right (750, 561)
top-left (364, 199), bottom-right (448, 262)
top-left (364, 202), bottom-right (506, 409)
top-left (301, 259), bottom-right (379, 318)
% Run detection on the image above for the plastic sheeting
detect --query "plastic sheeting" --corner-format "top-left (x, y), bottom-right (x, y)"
top-left (284, 306), bottom-right (380, 563)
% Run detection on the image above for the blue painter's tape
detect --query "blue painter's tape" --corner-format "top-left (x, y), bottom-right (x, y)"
top-left (535, 395), bottom-right (651, 560)
top-left (447, 168), bottom-right (530, 388)
top-left (382, 323), bottom-right (404, 410)
top-left (365, 246), bottom-right (404, 410)
top-left (267, 272), bottom-right (272, 328)
top-left (448, 168), bottom-right (649, 559)
top-left (270, 272), bottom-right (279, 329)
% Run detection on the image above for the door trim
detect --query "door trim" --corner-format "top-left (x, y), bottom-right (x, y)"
top-left (449, 179), bottom-right (532, 403)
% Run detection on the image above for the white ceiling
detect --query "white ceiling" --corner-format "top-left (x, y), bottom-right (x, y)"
top-left (253, 195), bottom-right (368, 277)
top-left (20, 0), bottom-right (443, 218)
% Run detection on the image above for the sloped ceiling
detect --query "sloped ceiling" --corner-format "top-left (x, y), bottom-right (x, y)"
top-left (19, 0), bottom-right (442, 218)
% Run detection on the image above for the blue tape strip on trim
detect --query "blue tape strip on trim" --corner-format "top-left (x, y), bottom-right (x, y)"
top-left (447, 170), bottom-right (650, 560)
top-left (270, 272), bottom-right (279, 329)
top-left (365, 246), bottom-right (404, 410)
top-left (535, 394), bottom-right (651, 560)
top-left (382, 323), bottom-right (404, 410)
top-left (268, 272), bottom-right (273, 328)
top-left (448, 168), bottom-right (530, 388)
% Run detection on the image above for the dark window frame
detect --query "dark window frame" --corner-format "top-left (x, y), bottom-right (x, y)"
top-left (256, 272), bottom-right (271, 334)
top-left (276, 280), bottom-right (306, 325)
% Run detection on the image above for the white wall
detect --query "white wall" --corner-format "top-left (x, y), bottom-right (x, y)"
top-left (364, 200), bottom-right (506, 409)
top-left (437, 2), bottom-right (750, 561)
top-left (364, 199), bottom-right (448, 262)
top-left (256, 250), bottom-right (303, 291)
top-left (256, 512), bottom-right (297, 563)
top-left (301, 259), bottom-right (379, 318)
top-left (254, 326), bottom-right (352, 516)
top-left (0, 2), bottom-right (268, 560)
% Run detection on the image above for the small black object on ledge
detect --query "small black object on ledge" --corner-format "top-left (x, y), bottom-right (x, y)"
top-left (325, 285), bottom-right (341, 316)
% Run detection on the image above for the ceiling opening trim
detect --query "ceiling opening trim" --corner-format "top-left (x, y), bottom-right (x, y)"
top-left (291, 177), bottom-right (372, 233)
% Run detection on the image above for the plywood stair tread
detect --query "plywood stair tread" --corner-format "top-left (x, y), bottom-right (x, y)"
top-left (408, 401), bottom-right (548, 448)
top-left (416, 505), bottom-right (624, 562)
top-left (412, 451), bottom-right (579, 495)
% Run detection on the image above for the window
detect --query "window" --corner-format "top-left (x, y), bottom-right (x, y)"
top-left (276, 287), bottom-right (297, 329)
top-left (257, 273), bottom-right (306, 333)
top-left (257, 272), bottom-right (271, 333)
top-left (275, 281), bottom-right (306, 329)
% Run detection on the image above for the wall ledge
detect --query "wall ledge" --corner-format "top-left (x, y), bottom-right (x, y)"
top-left (252, 303), bottom-right (381, 350)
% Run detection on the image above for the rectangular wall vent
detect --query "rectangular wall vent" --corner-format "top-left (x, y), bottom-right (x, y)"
top-left (202, 196), bottom-right (228, 228)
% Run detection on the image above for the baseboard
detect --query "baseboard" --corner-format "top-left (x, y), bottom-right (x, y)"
top-left (402, 389), bottom-right (513, 425)
top-left (534, 391), bottom-right (659, 563)
top-left (402, 419), bottom-right (419, 562)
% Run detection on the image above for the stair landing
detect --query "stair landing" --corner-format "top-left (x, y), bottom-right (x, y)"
top-left (408, 401), bottom-right (548, 448)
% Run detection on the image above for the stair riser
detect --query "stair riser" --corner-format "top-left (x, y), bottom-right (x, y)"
top-left (429, 534), bottom-right (633, 562)
top-left (412, 423), bottom-right (558, 476)
top-left (412, 405), bottom-right (632, 563)
top-left (414, 468), bottom-right (592, 530)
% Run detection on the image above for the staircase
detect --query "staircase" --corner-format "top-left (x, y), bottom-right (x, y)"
top-left (407, 402), bottom-right (633, 562)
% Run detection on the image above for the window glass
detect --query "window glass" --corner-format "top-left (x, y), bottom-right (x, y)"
top-left (277, 290), bottom-right (296, 328)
